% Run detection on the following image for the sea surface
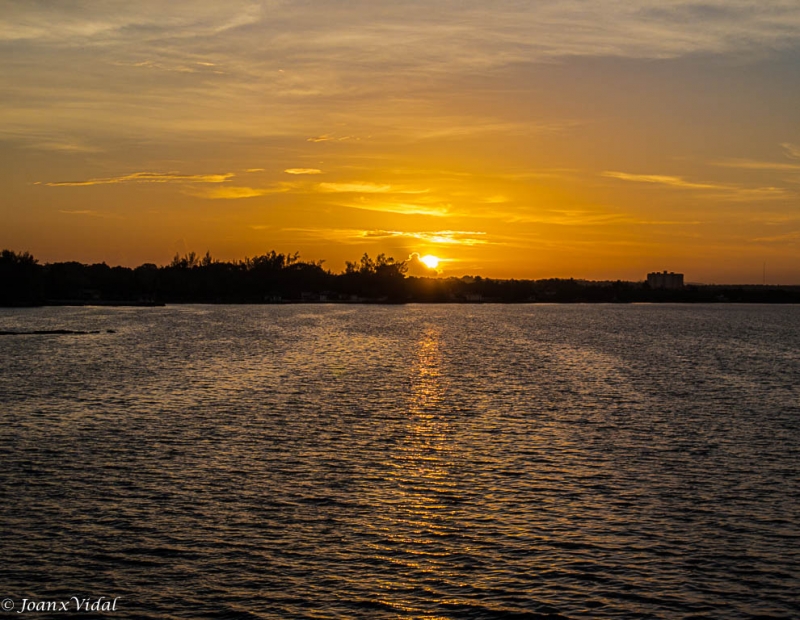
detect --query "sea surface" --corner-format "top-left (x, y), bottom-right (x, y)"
top-left (0, 304), bottom-right (798, 619)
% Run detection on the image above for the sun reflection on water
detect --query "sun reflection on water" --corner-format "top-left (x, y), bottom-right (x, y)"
top-left (364, 326), bottom-right (471, 612)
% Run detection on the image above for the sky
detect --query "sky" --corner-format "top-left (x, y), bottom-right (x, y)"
top-left (2, 1), bottom-right (800, 283)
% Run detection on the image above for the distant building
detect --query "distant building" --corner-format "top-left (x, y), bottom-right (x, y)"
top-left (647, 271), bottom-right (684, 289)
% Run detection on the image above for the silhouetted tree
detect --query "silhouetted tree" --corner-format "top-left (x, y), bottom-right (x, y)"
top-left (0, 250), bottom-right (43, 305)
top-left (3, 248), bottom-right (800, 306)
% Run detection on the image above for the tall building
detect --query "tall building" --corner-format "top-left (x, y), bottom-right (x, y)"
top-left (647, 271), bottom-right (684, 289)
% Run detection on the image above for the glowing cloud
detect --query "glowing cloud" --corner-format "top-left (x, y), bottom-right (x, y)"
top-left (58, 210), bottom-right (106, 217)
top-left (602, 170), bottom-right (789, 201)
top-left (782, 143), bottom-right (800, 160)
top-left (318, 182), bottom-right (393, 193)
top-left (284, 168), bottom-right (323, 175)
top-left (187, 185), bottom-right (290, 200)
top-left (46, 172), bottom-right (234, 187)
top-left (343, 201), bottom-right (450, 217)
top-left (359, 230), bottom-right (488, 245)
top-left (602, 171), bottom-right (720, 190)
top-left (307, 135), bottom-right (353, 143)
top-left (713, 159), bottom-right (800, 172)
top-left (406, 252), bottom-right (440, 276)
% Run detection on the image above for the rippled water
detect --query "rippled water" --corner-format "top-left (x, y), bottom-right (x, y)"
top-left (1, 304), bottom-right (798, 619)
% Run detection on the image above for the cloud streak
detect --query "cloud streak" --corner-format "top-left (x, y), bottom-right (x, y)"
top-left (712, 159), bottom-right (800, 172)
top-left (602, 171), bottom-right (789, 200)
top-left (284, 168), bottom-right (322, 175)
top-left (307, 135), bottom-right (355, 143)
top-left (58, 209), bottom-right (112, 218)
top-left (5, 2), bottom-right (800, 61)
top-left (602, 171), bottom-right (721, 190)
top-left (339, 200), bottom-right (450, 217)
top-left (46, 171), bottom-right (234, 187)
top-left (4, 1), bottom-right (799, 150)
top-left (317, 182), bottom-right (394, 193)
top-left (285, 227), bottom-right (490, 245)
top-left (186, 184), bottom-right (292, 199)
top-left (782, 143), bottom-right (800, 160)
top-left (359, 230), bottom-right (489, 245)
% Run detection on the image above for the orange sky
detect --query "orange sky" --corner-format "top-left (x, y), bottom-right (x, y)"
top-left (2, 2), bottom-right (800, 282)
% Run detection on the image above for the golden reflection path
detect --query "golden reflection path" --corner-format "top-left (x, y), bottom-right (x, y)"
top-left (367, 326), bottom-right (467, 615)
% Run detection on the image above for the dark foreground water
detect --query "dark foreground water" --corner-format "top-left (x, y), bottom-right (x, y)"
top-left (0, 304), bottom-right (798, 619)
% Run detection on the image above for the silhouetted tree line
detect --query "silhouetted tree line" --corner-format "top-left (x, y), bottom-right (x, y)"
top-left (2, 248), bottom-right (800, 306)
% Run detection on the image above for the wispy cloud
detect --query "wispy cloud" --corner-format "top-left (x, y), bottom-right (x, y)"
top-left (3, 1), bottom-right (799, 155)
top-left (752, 231), bottom-right (800, 243)
top-left (29, 139), bottom-right (102, 154)
top-left (602, 170), bottom-right (789, 200)
top-left (499, 169), bottom-right (580, 181)
top-left (602, 171), bottom-right (721, 190)
top-left (713, 159), bottom-right (800, 172)
top-left (5, 2), bottom-right (800, 61)
top-left (493, 208), bottom-right (628, 226)
top-left (283, 227), bottom-right (490, 245)
top-left (46, 171), bottom-right (234, 187)
top-left (341, 200), bottom-right (450, 217)
top-left (359, 230), bottom-right (489, 245)
top-left (316, 182), bottom-right (430, 196)
top-left (284, 168), bottom-right (322, 175)
top-left (408, 120), bottom-right (571, 141)
top-left (782, 143), bottom-right (800, 160)
top-left (307, 135), bottom-right (355, 143)
top-left (46, 169), bottom-right (293, 199)
top-left (187, 185), bottom-right (291, 200)
top-left (58, 209), bottom-right (108, 217)
top-left (317, 182), bottom-right (394, 193)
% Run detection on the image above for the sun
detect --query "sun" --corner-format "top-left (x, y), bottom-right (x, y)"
top-left (420, 254), bottom-right (439, 269)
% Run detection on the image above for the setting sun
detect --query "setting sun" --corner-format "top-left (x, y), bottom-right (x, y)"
top-left (420, 255), bottom-right (440, 270)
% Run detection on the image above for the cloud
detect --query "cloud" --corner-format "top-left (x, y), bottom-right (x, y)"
top-left (359, 229), bottom-right (489, 245)
top-left (45, 169), bottom-right (294, 199)
top-left (409, 120), bottom-right (568, 141)
top-left (46, 171), bottom-right (234, 187)
top-left (246, 168), bottom-right (265, 173)
top-left (282, 227), bottom-right (488, 246)
top-left (316, 182), bottom-right (430, 196)
top-left (602, 171), bottom-right (721, 190)
top-left (497, 209), bottom-right (629, 226)
top-left (5, 1), bottom-right (799, 152)
top-left (602, 170), bottom-right (789, 200)
top-left (782, 143), bottom-right (800, 160)
top-left (5, 2), bottom-right (800, 61)
top-left (0, 3), bottom-right (262, 44)
top-left (307, 135), bottom-right (354, 143)
top-left (341, 200), bottom-right (450, 217)
top-left (284, 168), bottom-right (322, 175)
top-left (406, 252), bottom-right (439, 277)
top-left (187, 185), bottom-right (291, 199)
top-left (317, 182), bottom-right (394, 193)
top-left (752, 231), bottom-right (800, 243)
top-left (713, 159), bottom-right (800, 171)
top-left (29, 140), bottom-right (102, 153)
top-left (58, 209), bottom-right (106, 217)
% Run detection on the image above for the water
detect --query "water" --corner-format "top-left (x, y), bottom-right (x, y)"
top-left (0, 304), bottom-right (798, 619)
